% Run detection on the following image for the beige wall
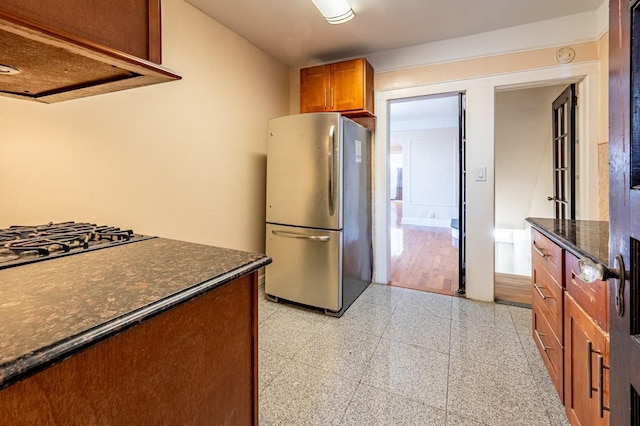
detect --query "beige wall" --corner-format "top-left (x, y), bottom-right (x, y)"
top-left (0, 0), bottom-right (290, 253)
top-left (495, 85), bottom-right (567, 229)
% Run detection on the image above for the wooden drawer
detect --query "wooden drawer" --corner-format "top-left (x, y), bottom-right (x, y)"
top-left (532, 229), bottom-right (563, 282)
top-left (565, 252), bottom-right (609, 331)
top-left (533, 296), bottom-right (564, 402)
top-left (532, 256), bottom-right (564, 341)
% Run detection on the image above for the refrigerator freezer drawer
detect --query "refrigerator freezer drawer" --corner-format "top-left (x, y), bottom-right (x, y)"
top-left (265, 224), bottom-right (342, 312)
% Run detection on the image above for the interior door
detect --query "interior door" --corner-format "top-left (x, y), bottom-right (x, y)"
top-left (609, 0), bottom-right (640, 424)
top-left (551, 84), bottom-right (577, 220)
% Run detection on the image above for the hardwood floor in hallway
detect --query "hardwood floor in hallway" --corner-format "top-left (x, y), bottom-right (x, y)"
top-left (388, 201), bottom-right (533, 304)
top-left (389, 201), bottom-right (459, 295)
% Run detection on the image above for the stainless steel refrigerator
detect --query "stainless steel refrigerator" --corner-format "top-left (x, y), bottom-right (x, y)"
top-left (265, 112), bottom-right (372, 317)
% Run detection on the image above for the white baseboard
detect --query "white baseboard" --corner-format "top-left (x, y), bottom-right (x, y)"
top-left (401, 217), bottom-right (451, 227)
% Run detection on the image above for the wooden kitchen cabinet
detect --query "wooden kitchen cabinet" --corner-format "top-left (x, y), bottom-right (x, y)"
top-left (528, 222), bottom-right (610, 425)
top-left (531, 229), bottom-right (565, 400)
top-left (564, 292), bottom-right (610, 426)
top-left (0, 0), bottom-right (180, 103)
top-left (300, 58), bottom-right (375, 118)
top-left (0, 0), bottom-right (161, 62)
top-left (0, 272), bottom-right (260, 425)
top-left (565, 252), bottom-right (609, 331)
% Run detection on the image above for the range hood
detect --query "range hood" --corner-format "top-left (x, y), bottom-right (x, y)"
top-left (0, 12), bottom-right (181, 104)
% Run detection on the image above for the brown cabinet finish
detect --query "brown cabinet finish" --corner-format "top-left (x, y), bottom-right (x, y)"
top-left (532, 254), bottom-right (564, 340)
top-left (300, 64), bottom-right (331, 113)
top-left (564, 293), bottom-right (610, 426)
top-left (531, 229), bottom-right (564, 342)
top-left (533, 296), bottom-right (565, 400)
top-left (0, 0), bottom-right (179, 103)
top-left (532, 229), bottom-right (563, 279)
top-left (0, 0), bottom-right (161, 62)
top-left (565, 252), bottom-right (609, 331)
top-left (0, 272), bottom-right (259, 425)
top-left (529, 226), bottom-right (610, 425)
top-left (531, 229), bottom-right (565, 401)
top-left (300, 58), bottom-right (375, 118)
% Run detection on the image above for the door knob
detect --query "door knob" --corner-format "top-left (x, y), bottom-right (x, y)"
top-left (577, 254), bottom-right (627, 317)
top-left (547, 196), bottom-right (554, 201)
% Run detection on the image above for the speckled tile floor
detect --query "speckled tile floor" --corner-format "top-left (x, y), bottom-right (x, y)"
top-left (258, 283), bottom-right (569, 426)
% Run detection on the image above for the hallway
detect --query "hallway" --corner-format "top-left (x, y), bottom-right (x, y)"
top-left (389, 200), bottom-right (459, 295)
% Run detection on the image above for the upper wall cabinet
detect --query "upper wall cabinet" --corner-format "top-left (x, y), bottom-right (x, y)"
top-left (0, 0), bottom-right (181, 103)
top-left (300, 58), bottom-right (374, 118)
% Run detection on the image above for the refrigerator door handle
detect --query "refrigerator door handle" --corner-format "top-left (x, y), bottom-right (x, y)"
top-left (272, 230), bottom-right (330, 242)
top-left (328, 124), bottom-right (335, 216)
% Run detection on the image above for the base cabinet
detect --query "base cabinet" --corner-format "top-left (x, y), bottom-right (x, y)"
top-left (530, 228), bottom-right (610, 425)
top-left (0, 273), bottom-right (259, 425)
top-left (531, 229), bottom-right (565, 400)
top-left (564, 293), bottom-right (610, 426)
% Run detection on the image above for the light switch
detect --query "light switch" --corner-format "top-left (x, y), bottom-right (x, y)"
top-left (475, 167), bottom-right (487, 181)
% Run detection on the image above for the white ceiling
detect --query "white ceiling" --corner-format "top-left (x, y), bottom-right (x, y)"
top-left (185, 0), bottom-right (605, 68)
top-left (390, 94), bottom-right (460, 130)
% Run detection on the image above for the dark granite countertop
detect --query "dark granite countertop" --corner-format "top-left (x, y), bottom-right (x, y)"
top-left (525, 217), bottom-right (609, 264)
top-left (0, 237), bottom-right (271, 390)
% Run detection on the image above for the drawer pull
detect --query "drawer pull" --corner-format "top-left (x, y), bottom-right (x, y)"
top-left (272, 230), bottom-right (330, 241)
top-left (587, 340), bottom-right (593, 398)
top-left (587, 341), bottom-right (611, 418)
top-left (534, 329), bottom-right (551, 351)
top-left (533, 283), bottom-right (554, 300)
top-left (597, 355), bottom-right (610, 418)
top-left (532, 241), bottom-right (548, 258)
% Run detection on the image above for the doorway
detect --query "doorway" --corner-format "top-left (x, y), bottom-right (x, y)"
top-left (494, 83), bottom-right (579, 305)
top-left (387, 93), bottom-right (465, 295)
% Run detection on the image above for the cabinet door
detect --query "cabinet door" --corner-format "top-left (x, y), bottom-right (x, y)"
top-left (300, 65), bottom-right (330, 113)
top-left (564, 293), bottom-right (610, 426)
top-left (0, 0), bottom-right (161, 62)
top-left (330, 59), bottom-right (364, 112)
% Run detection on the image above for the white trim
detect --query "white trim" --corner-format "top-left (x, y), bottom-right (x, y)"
top-left (368, 11), bottom-right (603, 73)
top-left (373, 61), bottom-right (601, 301)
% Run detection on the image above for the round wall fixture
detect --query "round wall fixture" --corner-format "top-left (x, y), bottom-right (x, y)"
top-left (0, 64), bottom-right (21, 75)
top-left (555, 47), bottom-right (576, 64)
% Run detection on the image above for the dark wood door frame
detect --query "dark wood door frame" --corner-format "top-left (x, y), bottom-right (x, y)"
top-left (608, 0), bottom-right (640, 424)
top-left (551, 84), bottom-right (577, 220)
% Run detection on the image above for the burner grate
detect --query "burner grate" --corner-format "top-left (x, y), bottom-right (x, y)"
top-left (0, 222), bottom-right (146, 266)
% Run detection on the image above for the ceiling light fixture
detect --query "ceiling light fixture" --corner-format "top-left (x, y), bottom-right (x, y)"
top-left (310, 0), bottom-right (355, 24)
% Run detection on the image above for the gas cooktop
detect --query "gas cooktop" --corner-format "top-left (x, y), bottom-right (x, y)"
top-left (0, 221), bottom-right (153, 270)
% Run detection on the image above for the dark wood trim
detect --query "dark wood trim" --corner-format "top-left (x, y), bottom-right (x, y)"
top-left (251, 272), bottom-right (259, 425)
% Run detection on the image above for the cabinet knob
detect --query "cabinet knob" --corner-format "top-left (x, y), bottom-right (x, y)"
top-left (577, 254), bottom-right (627, 317)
